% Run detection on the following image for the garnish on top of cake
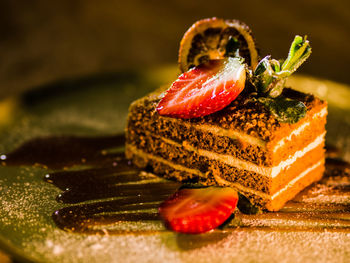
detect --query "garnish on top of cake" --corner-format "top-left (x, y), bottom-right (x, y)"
top-left (157, 17), bottom-right (312, 124)
top-left (177, 18), bottom-right (259, 72)
top-left (252, 35), bottom-right (311, 123)
top-left (125, 17), bottom-right (327, 234)
top-left (156, 57), bottom-right (246, 118)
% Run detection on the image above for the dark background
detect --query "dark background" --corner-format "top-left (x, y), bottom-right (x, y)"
top-left (0, 0), bottom-right (349, 99)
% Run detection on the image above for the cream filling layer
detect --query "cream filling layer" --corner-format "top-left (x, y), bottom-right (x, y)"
top-left (215, 160), bottom-right (323, 200)
top-left (272, 107), bottom-right (327, 152)
top-left (126, 144), bottom-right (206, 178)
top-left (271, 160), bottom-right (323, 199)
top-left (162, 132), bottom-right (325, 178)
top-left (162, 106), bottom-right (327, 151)
top-left (126, 144), bottom-right (323, 200)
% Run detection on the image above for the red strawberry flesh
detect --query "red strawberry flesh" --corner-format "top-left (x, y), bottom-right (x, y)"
top-left (159, 187), bottom-right (238, 234)
top-left (156, 57), bottom-right (246, 118)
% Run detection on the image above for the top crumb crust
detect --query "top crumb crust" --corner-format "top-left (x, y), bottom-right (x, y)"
top-left (136, 88), bottom-right (325, 141)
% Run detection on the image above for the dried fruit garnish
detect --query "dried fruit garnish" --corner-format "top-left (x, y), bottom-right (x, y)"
top-left (178, 17), bottom-right (259, 72)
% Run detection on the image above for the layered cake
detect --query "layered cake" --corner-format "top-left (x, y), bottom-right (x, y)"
top-left (125, 18), bottom-right (327, 211)
top-left (126, 87), bottom-right (327, 211)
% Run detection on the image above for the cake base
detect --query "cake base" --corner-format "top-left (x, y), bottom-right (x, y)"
top-left (126, 144), bottom-right (324, 211)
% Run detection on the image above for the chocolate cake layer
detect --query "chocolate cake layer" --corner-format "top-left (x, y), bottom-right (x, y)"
top-left (127, 132), bottom-right (270, 193)
top-left (125, 144), bottom-right (325, 211)
top-left (127, 88), bottom-right (327, 166)
top-left (126, 130), bottom-right (325, 195)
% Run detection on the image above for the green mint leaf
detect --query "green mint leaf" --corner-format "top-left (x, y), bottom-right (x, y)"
top-left (281, 35), bottom-right (312, 74)
top-left (253, 35), bottom-right (311, 98)
top-left (254, 55), bottom-right (271, 75)
top-left (270, 59), bottom-right (281, 72)
top-left (258, 96), bottom-right (307, 124)
top-left (253, 56), bottom-right (279, 94)
top-left (266, 78), bottom-right (286, 98)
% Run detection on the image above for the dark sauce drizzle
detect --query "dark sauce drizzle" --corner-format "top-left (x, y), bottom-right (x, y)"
top-left (1, 135), bottom-right (350, 236)
top-left (2, 135), bottom-right (126, 169)
top-left (1, 134), bottom-right (181, 234)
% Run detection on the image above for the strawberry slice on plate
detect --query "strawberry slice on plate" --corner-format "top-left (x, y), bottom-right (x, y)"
top-left (159, 187), bottom-right (238, 234)
top-left (156, 57), bottom-right (246, 118)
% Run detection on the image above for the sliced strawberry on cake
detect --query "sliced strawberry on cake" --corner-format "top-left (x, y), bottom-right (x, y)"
top-left (156, 57), bottom-right (246, 119)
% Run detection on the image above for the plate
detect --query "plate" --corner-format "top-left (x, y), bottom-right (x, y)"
top-left (0, 69), bottom-right (349, 263)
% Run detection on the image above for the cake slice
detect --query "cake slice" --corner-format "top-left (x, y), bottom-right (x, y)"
top-left (125, 18), bottom-right (327, 212)
top-left (125, 87), bottom-right (327, 211)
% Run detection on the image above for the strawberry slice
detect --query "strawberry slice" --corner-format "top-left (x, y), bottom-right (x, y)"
top-left (159, 187), bottom-right (238, 234)
top-left (156, 57), bottom-right (246, 118)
